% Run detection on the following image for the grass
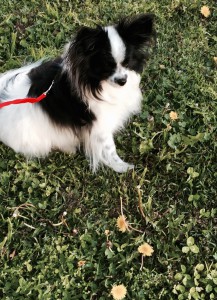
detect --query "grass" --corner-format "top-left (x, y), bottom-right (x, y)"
top-left (0, 0), bottom-right (216, 299)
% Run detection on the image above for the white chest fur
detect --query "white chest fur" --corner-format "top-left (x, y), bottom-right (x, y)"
top-left (82, 70), bottom-right (142, 172)
top-left (89, 70), bottom-right (142, 134)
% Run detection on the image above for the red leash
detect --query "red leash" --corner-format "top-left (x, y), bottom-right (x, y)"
top-left (0, 80), bottom-right (54, 109)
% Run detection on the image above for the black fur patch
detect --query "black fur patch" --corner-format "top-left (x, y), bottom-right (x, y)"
top-left (117, 14), bottom-right (155, 73)
top-left (28, 58), bottom-right (96, 132)
top-left (65, 27), bottom-right (116, 99)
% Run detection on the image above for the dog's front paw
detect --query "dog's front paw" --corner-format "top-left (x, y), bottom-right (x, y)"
top-left (112, 162), bottom-right (134, 173)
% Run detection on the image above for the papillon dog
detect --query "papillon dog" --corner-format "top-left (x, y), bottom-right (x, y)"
top-left (0, 14), bottom-right (154, 172)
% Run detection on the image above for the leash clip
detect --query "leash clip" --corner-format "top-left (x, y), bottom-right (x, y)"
top-left (44, 80), bottom-right (54, 95)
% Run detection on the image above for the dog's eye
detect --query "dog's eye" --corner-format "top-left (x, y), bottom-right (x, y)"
top-left (88, 44), bottom-right (95, 51)
top-left (87, 44), bottom-right (95, 52)
top-left (85, 44), bottom-right (95, 54)
top-left (122, 59), bottom-right (129, 68)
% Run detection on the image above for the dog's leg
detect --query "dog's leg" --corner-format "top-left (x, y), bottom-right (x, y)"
top-left (99, 135), bottom-right (134, 173)
top-left (85, 132), bottom-right (134, 172)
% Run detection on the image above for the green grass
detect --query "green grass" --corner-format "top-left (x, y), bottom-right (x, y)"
top-left (0, 0), bottom-right (216, 299)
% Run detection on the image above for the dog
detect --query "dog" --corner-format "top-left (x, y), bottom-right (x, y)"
top-left (0, 14), bottom-right (154, 172)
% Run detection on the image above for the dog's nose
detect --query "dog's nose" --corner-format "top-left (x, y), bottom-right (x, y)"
top-left (114, 75), bottom-right (127, 86)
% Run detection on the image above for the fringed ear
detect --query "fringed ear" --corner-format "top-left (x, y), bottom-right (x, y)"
top-left (117, 14), bottom-right (155, 47)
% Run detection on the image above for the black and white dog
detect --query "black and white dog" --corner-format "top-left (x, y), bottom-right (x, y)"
top-left (0, 14), bottom-right (154, 172)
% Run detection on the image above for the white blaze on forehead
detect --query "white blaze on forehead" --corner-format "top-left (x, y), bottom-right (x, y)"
top-left (106, 26), bottom-right (126, 63)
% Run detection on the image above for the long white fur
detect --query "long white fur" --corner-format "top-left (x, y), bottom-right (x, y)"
top-left (106, 26), bottom-right (126, 63)
top-left (0, 26), bottom-right (142, 172)
top-left (0, 63), bottom-right (79, 157)
top-left (84, 70), bottom-right (142, 172)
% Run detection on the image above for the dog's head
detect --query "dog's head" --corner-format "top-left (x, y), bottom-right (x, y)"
top-left (65, 14), bottom-right (155, 98)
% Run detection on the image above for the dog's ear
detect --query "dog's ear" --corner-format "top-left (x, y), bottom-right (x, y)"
top-left (117, 14), bottom-right (155, 46)
top-left (74, 26), bottom-right (103, 53)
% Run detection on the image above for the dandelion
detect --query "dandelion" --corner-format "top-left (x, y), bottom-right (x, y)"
top-left (169, 111), bottom-right (178, 121)
top-left (116, 215), bottom-right (128, 232)
top-left (138, 242), bottom-right (154, 257)
top-left (138, 242), bottom-right (154, 270)
top-left (200, 6), bottom-right (210, 18)
top-left (72, 228), bottom-right (78, 235)
top-left (105, 229), bottom-right (110, 236)
top-left (166, 124), bottom-right (172, 131)
top-left (111, 284), bottom-right (127, 300)
top-left (77, 260), bottom-right (86, 267)
top-left (159, 64), bottom-right (166, 69)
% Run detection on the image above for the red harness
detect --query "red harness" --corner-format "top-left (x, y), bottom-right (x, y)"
top-left (0, 81), bottom-right (54, 109)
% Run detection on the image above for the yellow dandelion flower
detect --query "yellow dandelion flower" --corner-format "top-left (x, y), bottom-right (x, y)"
top-left (138, 242), bottom-right (154, 257)
top-left (111, 284), bottom-right (127, 300)
top-left (159, 64), bottom-right (166, 69)
top-left (169, 111), bottom-right (178, 121)
top-left (105, 229), bottom-right (110, 236)
top-left (116, 215), bottom-right (128, 232)
top-left (166, 124), bottom-right (172, 131)
top-left (200, 6), bottom-right (210, 18)
top-left (77, 260), bottom-right (86, 267)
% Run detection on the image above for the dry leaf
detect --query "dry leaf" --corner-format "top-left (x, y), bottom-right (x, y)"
top-left (9, 250), bottom-right (16, 260)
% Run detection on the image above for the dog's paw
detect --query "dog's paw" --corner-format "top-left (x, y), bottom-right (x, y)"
top-left (112, 162), bottom-right (134, 173)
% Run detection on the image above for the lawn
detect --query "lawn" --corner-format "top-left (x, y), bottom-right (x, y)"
top-left (0, 0), bottom-right (216, 299)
